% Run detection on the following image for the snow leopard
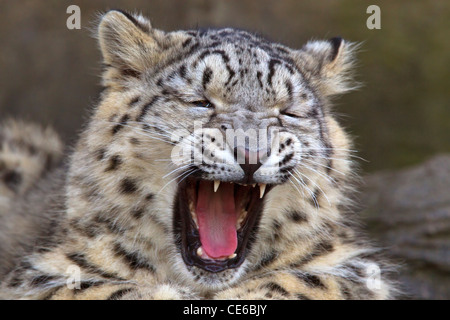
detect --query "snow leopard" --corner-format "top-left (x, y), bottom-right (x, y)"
top-left (0, 10), bottom-right (394, 299)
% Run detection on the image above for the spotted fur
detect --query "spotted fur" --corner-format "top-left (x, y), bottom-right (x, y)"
top-left (0, 10), bottom-right (394, 299)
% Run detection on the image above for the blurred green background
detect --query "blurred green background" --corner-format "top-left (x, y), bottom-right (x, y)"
top-left (0, 0), bottom-right (449, 173)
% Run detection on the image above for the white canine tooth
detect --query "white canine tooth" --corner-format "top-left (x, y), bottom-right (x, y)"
top-left (228, 253), bottom-right (237, 259)
top-left (259, 183), bottom-right (267, 198)
top-left (197, 247), bottom-right (203, 257)
top-left (214, 180), bottom-right (220, 192)
top-left (252, 184), bottom-right (256, 188)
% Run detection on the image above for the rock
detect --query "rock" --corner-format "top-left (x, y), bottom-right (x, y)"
top-left (359, 154), bottom-right (450, 299)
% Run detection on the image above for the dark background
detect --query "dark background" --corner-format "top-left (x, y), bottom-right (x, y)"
top-left (1, 0), bottom-right (449, 300)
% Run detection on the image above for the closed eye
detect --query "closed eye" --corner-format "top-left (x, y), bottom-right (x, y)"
top-left (281, 110), bottom-right (302, 118)
top-left (192, 100), bottom-right (214, 109)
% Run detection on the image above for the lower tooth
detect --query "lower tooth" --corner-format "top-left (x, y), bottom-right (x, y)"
top-left (228, 253), bottom-right (237, 259)
top-left (196, 247), bottom-right (203, 257)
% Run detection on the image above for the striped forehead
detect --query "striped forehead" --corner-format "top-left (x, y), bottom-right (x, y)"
top-left (160, 29), bottom-right (308, 107)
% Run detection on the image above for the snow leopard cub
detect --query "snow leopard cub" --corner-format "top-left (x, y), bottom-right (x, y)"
top-left (0, 10), bottom-right (393, 299)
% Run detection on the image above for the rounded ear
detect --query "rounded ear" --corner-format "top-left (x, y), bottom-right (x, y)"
top-left (294, 37), bottom-right (359, 97)
top-left (97, 10), bottom-right (161, 80)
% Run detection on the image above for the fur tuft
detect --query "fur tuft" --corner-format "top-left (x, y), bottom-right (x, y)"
top-left (295, 38), bottom-right (361, 97)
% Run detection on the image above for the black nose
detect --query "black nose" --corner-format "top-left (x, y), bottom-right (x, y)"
top-left (234, 146), bottom-right (268, 184)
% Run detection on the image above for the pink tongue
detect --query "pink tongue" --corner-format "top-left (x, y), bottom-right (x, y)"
top-left (196, 181), bottom-right (238, 259)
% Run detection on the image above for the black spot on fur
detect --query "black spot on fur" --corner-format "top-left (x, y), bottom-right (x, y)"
top-left (288, 210), bottom-right (308, 223)
top-left (137, 96), bottom-right (160, 122)
top-left (131, 207), bottom-right (144, 219)
top-left (120, 68), bottom-right (141, 78)
top-left (279, 153), bottom-right (294, 167)
top-left (202, 67), bottom-right (213, 89)
top-left (107, 287), bottom-right (135, 300)
top-left (94, 213), bottom-right (124, 234)
top-left (256, 71), bottom-right (263, 88)
top-left (113, 243), bottom-right (156, 272)
top-left (8, 274), bottom-right (23, 288)
top-left (291, 241), bottom-right (335, 268)
top-left (293, 272), bottom-right (326, 289)
top-left (326, 159), bottom-right (333, 175)
top-left (285, 80), bottom-right (293, 100)
top-left (185, 42), bottom-right (200, 57)
top-left (182, 38), bottom-right (192, 48)
top-left (120, 178), bottom-right (138, 194)
top-left (320, 241), bottom-right (335, 253)
top-left (129, 137), bottom-right (140, 145)
top-left (70, 218), bottom-right (98, 238)
top-left (29, 275), bottom-right (59, 287)
top-left (75, 280), bottom-right (105, 293)
top-left (264, 282), bottom-right (289, 297)
top-left (2, 170), bottom-right (22, 192)
top-left (275, 46), bottom-right (289, 54)
top-left (112, 114), bottom-right (130, 135)
top-left (254, 250), bottom-right (278, 271)
top-left (41, 287), bottom-right (62, 300)
top-left (225, 65), bottom-right (236, 86)
top-left (108, 113), bottom-right (117, 122)
top-left (105, 155), bottom-right (122, 172)
top-left (212, 50), bottom-right (230, 63)
top-left (338, 280), bottom-right (353, 300)
top-left (96, 148), bottom-right (107, 161)
top-left (307, 107), bottom-right (319, 118)
top-left (272, 220), bottom-right (282, 233)
top-left (285, 138), bottom-right (292, 146)
top-left (179, 64), bottom-right (187, 78)
top-left (7, 261), bottom-right (33, 288)
top-left (296, 293), bottom-right (311, 300)
top-left (66, 252), bottom-right (123, 280)
top-left (129, 97), bottom-right (140, 107)
top-left (267, 59), bottom-right (281, 87)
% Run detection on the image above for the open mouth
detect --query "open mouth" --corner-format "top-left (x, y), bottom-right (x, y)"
top-left (173, 176), bottom-right (272, 273)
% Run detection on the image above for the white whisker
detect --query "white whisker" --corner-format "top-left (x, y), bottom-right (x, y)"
top-left (306, 155), bottom-right (354, 164)
top-left (158, 168), bottom-right (196, 195)
top-left (303, 158), bottom-right (347, 176)
top-left (163, 163), bottom-right (195, 179)
top-left (289, 171), bottom-right (319, 208)
top-left (298, 162), bottom-right (337, 185)
top-left (294, 168), bottom-right (331, 206)
top-left (287, 172), bottom-right (305, 198)
top-left (306, 147), bottom-right (359, 153)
